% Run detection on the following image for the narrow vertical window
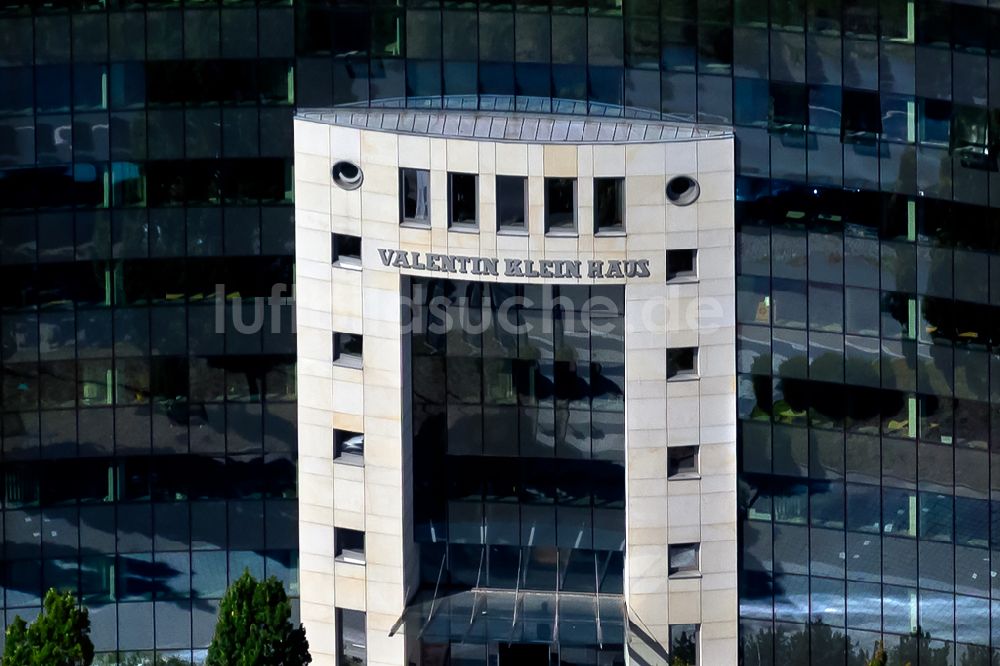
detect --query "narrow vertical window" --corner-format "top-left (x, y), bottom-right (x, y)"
top-left (448, 172), bottom-right (478, 228)
top-left (545, 177), bottom-right (577, 233)
top-left (336, 608), bottom-right (367, 665)
top-left (841, 89), bottom-right (882, 142)
top-left (496, 175), bottom-right (527, 232)
top-left (769, 82), bottom-right (809, 132)
top-left (400, 168), bottom-right (430, 225)
top-left (951, 105), bottom-right (999, 171)
top-left (919, 98), bottom-right (951, 146)
top-left (669, 624), bottom-right (699, 665)
top-left (594, 177), bottom-right (625, 233)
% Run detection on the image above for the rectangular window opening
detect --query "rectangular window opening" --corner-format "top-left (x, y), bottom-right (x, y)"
top-left (496, 175), bottom-right (527, 232)
top-left (769, 82), bottom-right (809, 133)
top-left (594, 177), bottom-right (625, 234)
top-left (336, 608), bottom-right (367, 666)
top-left (333, 332), bottom-right (363, 368)
top-left (545, 177), bottom-right (577, 233)
top-left (448, 172), bottom-right (478, 228)
top-left (841, 89), bottom-right (883, 142)
top-left (668, 543), bottom-right (700, 576)
top-left (335, 528), bottom-right (366, 564)
top-left (669, 624), bottom-right (699, 665)
top-left (667, 347), bottom-right (698, 380)
top-left (400, 167), bottom-right (430, 226)
top-left (668, 445), bottom-right (699, 478)
top-left (951, 105), bottom-right (1000, 171)
top-left (666, 249), bottom-right (697, 281)
top-left (919, 98), bottom-right (952, 146)
top-left (332, 233), bottom-right (362, 267)
top-left (334, 429), bottom-right (365, 463)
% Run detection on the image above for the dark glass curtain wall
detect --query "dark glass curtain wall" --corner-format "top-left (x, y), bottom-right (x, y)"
top-left (0, 2), bottom-right (297, 663)
top-left (4, 0), bottom-right (1000, 663)
top-left (408, 277), bottom-right (625, 664)
top-left (291, 1), bottom-right (1000, 663)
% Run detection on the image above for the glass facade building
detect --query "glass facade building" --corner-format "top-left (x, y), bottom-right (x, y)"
top-left (0, 2), bottom-right (298, 663)
top-left (292, 2), bottom-right (1000, 662)
top-left (4, 0), bottom-right (999, 663)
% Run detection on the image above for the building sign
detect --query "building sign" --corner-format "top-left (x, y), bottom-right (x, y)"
top-left (378, 248), bottom-right (651, 279)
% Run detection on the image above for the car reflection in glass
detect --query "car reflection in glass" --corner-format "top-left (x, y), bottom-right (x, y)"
top-left (341, 434), bottom-right (364, 456)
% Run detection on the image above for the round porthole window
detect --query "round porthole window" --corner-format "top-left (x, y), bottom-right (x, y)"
top-left (666, 175), bottom-right (700, 206)
top-left (331, 161), bottom-right (364, 190)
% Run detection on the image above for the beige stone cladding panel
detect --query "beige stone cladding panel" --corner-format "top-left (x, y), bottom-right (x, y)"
top-left (295, 121), bottom-right (407, 664)
top-left (330, 125), bottom-right (363, 234)
top-left (358, 129), bottom-right (409, 666)
top-left (623, 137), bottom-right (737, 664)
top-left (295, 119), bottom-right (337, 665)
top-left (624, 278), bottom-right (668, 649)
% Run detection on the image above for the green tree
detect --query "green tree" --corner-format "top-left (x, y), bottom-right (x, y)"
top-left (867, 640), bottom-right (887, 666)
top-left (890, 628), bottom-right (951, 666)
top-left (670, 628), bottom-right (697, 666)
top-left (206, 570), bottom-right (311, 666)
top-left (958, 644), bottom-right (999, 666)
top-left (3, 588), bottom-right (94, 666)
top-left (740, 620), bottom-right (888, 666)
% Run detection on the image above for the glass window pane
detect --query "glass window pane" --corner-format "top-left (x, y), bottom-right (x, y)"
top-left (401, 168), bottom-right (430, 224)
top-left (594, 177), bottom-right (624, 233)
top-left (448, 172), bottom-right (478, 227)
top-left (545, 178), bottom-right (577, 232)
top-left (496, 175), bottom-right (527, 230)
